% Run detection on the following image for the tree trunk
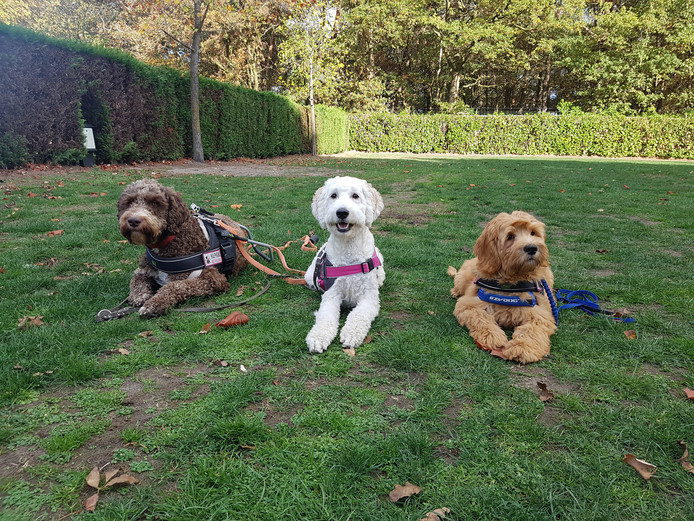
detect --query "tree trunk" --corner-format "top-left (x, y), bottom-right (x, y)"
top-left (191, 0), bottom-right (206, 163)
top-left (449, 73), bottom-right (461, 103)
top-left (307, 25), bottom-right (316, 156)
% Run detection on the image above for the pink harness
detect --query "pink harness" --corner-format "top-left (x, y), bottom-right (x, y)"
top-left (314, 249), bottom-right (382, 292)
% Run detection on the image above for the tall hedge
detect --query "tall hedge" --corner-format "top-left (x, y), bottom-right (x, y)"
top-left (0, 24), bottom-right (348, 167)
top-left (349, 112), bottom-right (694, 159)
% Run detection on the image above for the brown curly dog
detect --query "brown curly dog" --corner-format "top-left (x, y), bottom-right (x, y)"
top-left (448, 211), bottom-right (556, 363)
top-left (117, 179), bottom-right (247, 317)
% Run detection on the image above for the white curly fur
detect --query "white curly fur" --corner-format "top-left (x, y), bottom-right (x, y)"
top-left (304, 176), bottom-right (385, 353)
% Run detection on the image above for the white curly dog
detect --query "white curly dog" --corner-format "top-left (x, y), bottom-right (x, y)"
top-left (305, 176), bottom-right (385, 353)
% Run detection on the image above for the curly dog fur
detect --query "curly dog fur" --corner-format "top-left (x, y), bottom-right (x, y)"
top-left (304, 176), bottom-right (385, 353)
top-left (448, 211), bottom-right (556, 363)
top-left (117, 179), bottom-right (247, 317)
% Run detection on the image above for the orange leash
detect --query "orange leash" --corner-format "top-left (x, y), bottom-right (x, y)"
top-left (213, 219), bottom-right (309, 285)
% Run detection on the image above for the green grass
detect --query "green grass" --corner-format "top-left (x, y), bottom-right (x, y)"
top-left (0, 154), bottom-right (693, 520)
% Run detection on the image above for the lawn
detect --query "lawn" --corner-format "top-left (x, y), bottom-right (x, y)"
top-left (1, 154), bottom-right (693, 520)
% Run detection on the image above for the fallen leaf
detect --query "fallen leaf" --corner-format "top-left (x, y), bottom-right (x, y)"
top-left (118, 348), bottom-right (130, 355)
top-left (26, 191), bottom-right (39, 197)
top-left (85, 467), bottom-right (101, 489)
top-left (198, 323), bottom-right (212, 334)
top-left (474, 340), bottom-right (509, 360)
top-left (623, 185), bottom-right (630, 189)
top-left (624, 330), bottom-right (637, 340)
top-left (13, 364), bottom-right (22, 370)
top-left (363, 335), bottom-right (373, 344)
top-left (595, 249), bottom-right (609, 254)
top-left (235, 285), bottom-right (246, 297)
top-left (684, 388), bottom-right (694, 400)
top-left (230, 204), bottom-right (242, 211)
top-left (537, 382), bottom-right (555, 402)
top-left (103, 474), bottom-right (139, 488)
top-left (103, 468), bottom-right (119, 485)
top-left (420, 507), bottom-right (451, 521)
top-left (343, 348), bottom-right (356, 357)
top-left (678, 441), bottom-right (694, 474)
top-left (18, 315), bottom-right (44, 330)
top-left (138, 330), bottom-right (153, 338)
top-left (46, 229), bottom-right (64, 237)
top-left (216, 311), bottom-right (249, 328)
top-left (623, 454), bottom-right (657, 480)
top-left (389, 482), bottom-right (422, 502)
top-left (84, 491), bottom-right (100, 512)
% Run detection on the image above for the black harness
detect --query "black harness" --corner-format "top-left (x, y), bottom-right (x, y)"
top-left (146, 219), bottom-right (237, 275)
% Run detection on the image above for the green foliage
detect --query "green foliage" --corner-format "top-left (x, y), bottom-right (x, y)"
top-left (0, 23), bottom-right (340, 167)
top-left (0, 132), bottom-right (30, 168)
top-left (313, 105), bottom-right (349, 154)
top-left (349, 112), bottom-right (694, 159)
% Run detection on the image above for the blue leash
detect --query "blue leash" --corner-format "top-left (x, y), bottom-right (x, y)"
top-left (554, 289), bottom-right (635, 323)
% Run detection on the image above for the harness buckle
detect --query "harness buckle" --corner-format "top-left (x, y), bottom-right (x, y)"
top-left (360, 258), bottom-right (375, 273)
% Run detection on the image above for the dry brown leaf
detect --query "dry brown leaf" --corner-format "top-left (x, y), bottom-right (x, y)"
top-left (363, 335), bottom-right (373, 344)
top-left (623, 454), bottom-right (657, 480)
top-left (420, 507), bottom-right (451, 521)
top-left (84, 491), bottom-right (100, 512)
top-left (216, 311), bottom-right (249, 328)
top-left (198, 323), bottom-right (212, 334)
top-left (138, 330), bottom-right (153, 338)
top-left (13, 364), bottom-right (22, 370)
top-left (85, 467), bottom-right (101, 489)
top-left (46, 229), bottom-right (64, 237)
top-left (118, 348), bottom-right (130, 356)
top-left (230, 204), bottom-right (243, 211)
top-left (684, 388), bottom-right (694, 400)
top-left (18, 315), bottom-right (45, 330)
top-left (389, 482), bottom-right (422, 502)
top-left (103, 468), bottom-right (119, 485)
top-left (678, 441), bottom-right (694, 474)
top-left (236, 285), bottom-right (247, 297)
top-left (537, 382), bottom-right (555, 402)
top-left (103, 474), bottom-right (139, 488)
top-left (343, 348), bottom-right (356, 357)
top-left (624, 330), bottom-right (637, 340)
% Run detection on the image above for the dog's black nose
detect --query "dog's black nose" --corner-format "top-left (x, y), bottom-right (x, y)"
top-left (127, 217), bottom-right (141, 228)
top-left (336, 208), bottom-right (349, 220)
top-left (524, 244), bottom-right (538, 256)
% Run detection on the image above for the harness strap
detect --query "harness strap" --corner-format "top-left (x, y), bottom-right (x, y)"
top-left (205, 218), bottom-right (307, 285)
top-left (325, 251), bottom-right (381, 278)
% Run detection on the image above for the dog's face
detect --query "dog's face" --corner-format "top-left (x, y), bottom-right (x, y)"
top-left (117, 179), bottom-right (190, 246)
top-left (474, 211), bottom-right (549, 277)
top-left (311, 176), bottom-right (384, 236)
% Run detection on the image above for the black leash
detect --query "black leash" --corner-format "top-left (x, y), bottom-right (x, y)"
top-left (95, 281), bottom-right (271, 322)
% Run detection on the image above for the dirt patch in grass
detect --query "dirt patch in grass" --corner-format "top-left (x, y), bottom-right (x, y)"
top-left (380, 201), bottom-right (445, 226)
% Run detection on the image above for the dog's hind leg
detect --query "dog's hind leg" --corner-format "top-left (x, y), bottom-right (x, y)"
top-left (340, 291), bottom-right (380, 349)
top-left (306, 292), bottom-right (342, 353)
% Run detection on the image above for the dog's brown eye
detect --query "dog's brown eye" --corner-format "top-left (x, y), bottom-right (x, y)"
top-left (352, 193), bottom-right (359, 199)
top-left (530, 231), bottom-right (536, 236)
top-left (330, 193), bottom-right (337, 199)
top-left (507, 233), bottom-right (515, 241)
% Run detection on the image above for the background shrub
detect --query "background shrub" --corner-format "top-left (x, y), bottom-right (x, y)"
top-left (0, 24), bottom-right (348, 167)
top-left (349, 112), bottom-right (694, 159)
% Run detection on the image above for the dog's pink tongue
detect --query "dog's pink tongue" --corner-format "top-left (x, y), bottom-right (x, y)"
top-left (338, 223), bottom-right (349, 230)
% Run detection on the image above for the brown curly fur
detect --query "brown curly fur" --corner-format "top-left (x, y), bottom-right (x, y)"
top-left (448, 211), bottom-right (556, 363)
top-left (117, 179), bottom-right (247, 317)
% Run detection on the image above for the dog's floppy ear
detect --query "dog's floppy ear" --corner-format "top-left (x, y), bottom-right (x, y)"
top-left (164, 186), bottom-right (190, 234)
top-left (364, 182), bottom-right (384, 227)
top-left (473, 213), bottom-right (507, 275)
top-left (311, 185), bottom-right (328, 229)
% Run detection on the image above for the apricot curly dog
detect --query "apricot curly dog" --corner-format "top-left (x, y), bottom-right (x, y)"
top-left (117, 179), bottom-right (247, 317)
top-left (448, 211), bottom-right (556, 363)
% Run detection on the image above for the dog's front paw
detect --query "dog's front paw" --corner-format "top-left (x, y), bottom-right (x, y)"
top-left (339, 324), bottom-right (368, 349)
top-left (503, 338), bottom-right (549, 364)
top-left (138, 303), bottom-right (166, 318)
top-left (472, 329), bottom-right (508, 350)
top-left (306, 328), bottom-right (334, 354)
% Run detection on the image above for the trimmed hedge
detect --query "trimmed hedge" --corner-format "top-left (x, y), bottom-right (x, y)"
top-left (349, 112), bottom-right (694, 159)
top-left (0, 24), bottom-right (348, 167)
